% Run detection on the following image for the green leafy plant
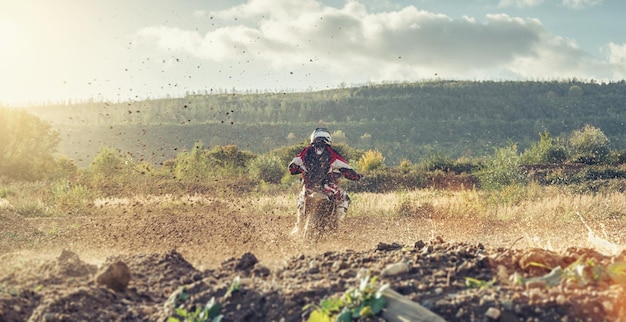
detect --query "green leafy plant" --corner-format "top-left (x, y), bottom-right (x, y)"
top-left (464, 277), bottom-right (496, 289)
top-left (225, 276), bottom-right (241, 298)
top-left (304, 275), bottom-right (388, 322)
top-left (168, 297), bottom-right (222, 322)
top-left (168, 276), bottom-right (242, 322)
top-left (167, 287), bottom-right (223, 322)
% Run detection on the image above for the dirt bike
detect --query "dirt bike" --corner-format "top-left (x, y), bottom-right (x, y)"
top-left (292, 173), bottom-right (343, 242)
top-left (301, 187), bottom-right (339, 241)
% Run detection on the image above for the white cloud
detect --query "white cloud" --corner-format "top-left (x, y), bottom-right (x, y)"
top-left (606, 43), bottom-right (626, 78)
top-left (561, 0), bottom-right (602, 10)
top-left (133, 0), bottom-right (619, 88)
top-left (206, 0), bottom-right (322, 22)
top-left (498, 0), bottom-right (601, 9)
top-left (608, 43), bottom-right (626, 64)
top-left (498, 0), bottom-right (544, 8)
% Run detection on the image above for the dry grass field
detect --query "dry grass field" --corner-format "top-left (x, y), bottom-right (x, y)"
top-left (1, 182), bottom-right (626, 320)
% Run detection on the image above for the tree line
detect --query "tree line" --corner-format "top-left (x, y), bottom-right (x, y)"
top-left (2, 80), bottom-right (622, 167)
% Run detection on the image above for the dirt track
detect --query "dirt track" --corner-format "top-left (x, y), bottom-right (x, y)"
top-left (1, 198), bottom-right (626, 321)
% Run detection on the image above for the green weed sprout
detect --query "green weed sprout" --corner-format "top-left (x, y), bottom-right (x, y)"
top-left (167, 276), bottom-right (243, 322)
top-left (168, 297), bottom-right (222, 322)
top-left (225, 276), bottom-right (241, 298)
top-left (464, 277), bottom-right (496, 289)
top-left (304, 275), bottom-right (388, 322)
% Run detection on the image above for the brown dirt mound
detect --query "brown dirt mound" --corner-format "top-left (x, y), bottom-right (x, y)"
top-left (1, 240), bottom-right (626, 321)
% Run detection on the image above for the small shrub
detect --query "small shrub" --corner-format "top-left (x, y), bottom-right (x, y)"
top-left (484, 183), bottom-right (531, 207)
top-left (207, 145), bottom-right (256, 169)
top-left (568, 125), bottom-right (610, 164)
top-left (247, 155), bottom-right (285, 184)
top-left (358, 150), bottom-right (385, 172)
top-left (395, 195), bottom-right (434, 218)
top-left (0, 187), bottom-right (13, 199)
top-left (13, 199), bottom-right (54, 217)
top-left (90, 147), bottom-right (130, 176)
top-left (521, 131), bottom-right (568, 164)
top-left (173, 142), bottom-right (212, 182)
top-left (398, 159), bottom-right (412, 174)
top-left (476, 144), bottom-right (526, 190)
top-left (422, 151), bottom-right (455, 172)
top-left (608, 150), bottom-right (626, 165)
top-left (50, 156), bottom-right (79, 181)
top-left (51, 181), bottom-right (92, 215)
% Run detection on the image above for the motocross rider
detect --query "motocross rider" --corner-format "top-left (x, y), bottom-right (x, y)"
top-left (288, 128), bottom-right (362, 227)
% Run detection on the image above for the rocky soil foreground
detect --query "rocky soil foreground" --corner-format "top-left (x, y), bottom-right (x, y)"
top-left (1, 237), bottom-right (626, 321)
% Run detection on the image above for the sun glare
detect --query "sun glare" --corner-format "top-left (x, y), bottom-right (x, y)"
top-left (0, 20), bottom-right (19, 61)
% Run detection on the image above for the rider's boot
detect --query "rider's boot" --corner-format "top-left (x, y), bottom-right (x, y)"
top-left (291, 196), bottom-right (305, 235)
top-left (336, 195), bottom-right (350, 220)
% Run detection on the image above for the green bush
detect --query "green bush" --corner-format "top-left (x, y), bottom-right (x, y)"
top-left (521, 131), bottom-right (567, 164)
top-left (206, 145), bottom-right (255, 169)
top-left (86, 147), bottom-right (135, 193)
top-left (568, 125), bottom-right (610, 164)
top-left (421, 152), bottom-right (477, 174)
top-left (0, 108), bottom-right (60, 181)
top-left (247, 154), bottom-right (285, 184)
top-left (89, 147), bottom-right (132, 176)
top-left (174, 141), bottom-right (212, 182)
top-left (476, 144), bottom-right (526, 190)
top-left (51, 180), bottom-right (92, 215)
top-left (50, 156), bottom-right (79, 181)
top-left (422, 151), bottom-right (454, 172)
top-left (173, 143), bottom-right (257, 181)
top-left (358, 150), bottom-right (385, 172)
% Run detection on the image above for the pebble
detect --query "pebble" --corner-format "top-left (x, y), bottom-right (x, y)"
top-left (485, 307), bottom-right (501, 320)
top-left (602, 300), bottom-right (613, 313)
top-left (331, 260), bottom-right (345, 272)
top-left (455, 307), bottom-right (465, 318)
top-left (381, 262), bottom-right (409, 276)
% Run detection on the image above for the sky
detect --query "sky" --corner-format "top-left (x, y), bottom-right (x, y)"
top-left (1, 0), bottom-right (625, 105)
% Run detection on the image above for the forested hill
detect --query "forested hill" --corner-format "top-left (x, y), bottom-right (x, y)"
top-left (27, 80), bottom-right (626, 166)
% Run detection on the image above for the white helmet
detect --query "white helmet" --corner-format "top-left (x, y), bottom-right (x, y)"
top-left (310, 127), bottom-right (332, 145)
